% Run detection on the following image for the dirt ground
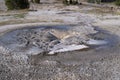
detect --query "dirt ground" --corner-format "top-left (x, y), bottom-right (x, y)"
top-left (0, 4), bottom-right (120, 80)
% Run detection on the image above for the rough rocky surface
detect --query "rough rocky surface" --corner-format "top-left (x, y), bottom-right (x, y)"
top-left (0, 25), bottom-right (95, 55)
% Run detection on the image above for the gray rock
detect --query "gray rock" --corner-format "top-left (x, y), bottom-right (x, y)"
top-left (62, 36), bottom-right (86, 45)
top-left (0, 0), bottom-right (7, 11)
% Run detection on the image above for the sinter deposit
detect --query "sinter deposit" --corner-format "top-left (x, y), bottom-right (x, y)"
top-left (0, 25), bottom-right (108, 55)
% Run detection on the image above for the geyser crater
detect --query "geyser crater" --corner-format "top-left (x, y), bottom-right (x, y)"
top-left (0, 25), bottom-right (111, 55)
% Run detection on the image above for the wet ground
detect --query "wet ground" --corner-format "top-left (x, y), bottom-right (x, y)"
top-left (29, 25), bottom-right (120, 63)
top-left (0, 25), bottom-right (119, 80)
top-left (0, 25), bottom-right (116, 55)
top-left (0, 25), bottom-right (119, 62)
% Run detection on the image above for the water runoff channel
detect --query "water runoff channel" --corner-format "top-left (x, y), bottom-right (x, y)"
top-left (0, 25), bottom-right (118, 57)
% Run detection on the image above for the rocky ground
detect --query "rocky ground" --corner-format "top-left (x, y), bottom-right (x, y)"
top-left (0, 4), bottom-right (120, 80)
